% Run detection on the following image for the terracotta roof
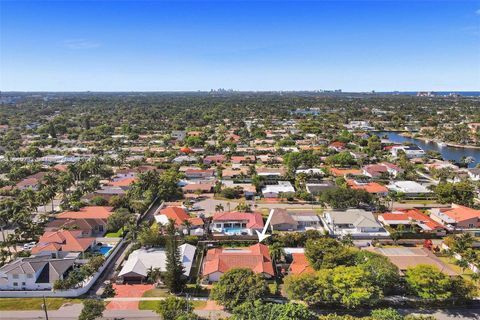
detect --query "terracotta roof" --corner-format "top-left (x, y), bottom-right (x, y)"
top-left (58, 206), bottom-right (114, 220)
top-left (157, 207), bottom-right (191, 226)
top-left (329, 168), bottom-right (362, 176)
top-left (203, 243), bottom-right (274, 277)
top-left (347, 180), bottom-right (388, 194)
top-left (212, 211), bottom-right (264, 229)
top-left (31, 230), bottom-right (94, 254)
top-left (439, 204), bottom-right (480, 223)
top-left (108, 177), bottom-right (138, 187)
top-left (379, 209), bottom-right (445, 231)
top-left (289, 253), bottom-right (314, 275)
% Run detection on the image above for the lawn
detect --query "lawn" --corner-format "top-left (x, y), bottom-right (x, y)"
top-left (438, 256), bottom-right (474, 278)
top-left (0, 298), bottom-right (80, 311)
top-left (105, 227), bottom-right (124, 238)
top-left (142, 288), bottom-right (170, 297)
top-left (139, 300), bottom-right (158, 311)
top-left (139, 299), bottom-right (207, 311)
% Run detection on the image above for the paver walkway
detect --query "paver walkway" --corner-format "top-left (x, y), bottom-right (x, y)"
top-left (106, 284), bottom-right (154, 310)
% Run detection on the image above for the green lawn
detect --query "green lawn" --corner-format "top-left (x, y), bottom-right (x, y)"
top-left (139, 299), bottom-right (207, 311)
top-left (139, 300), bottom-right (158, 310)
top-left (142, 288), bottom-right (170, 297)
top-left (0, 298), bottom-right (80, 311)
top-left (438, 256), bottom-right (474, 278)
top-left (105, 227), bottom-right (124, 238)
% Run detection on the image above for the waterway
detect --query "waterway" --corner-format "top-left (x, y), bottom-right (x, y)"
top-left (375, 131), bottom-right (480, 167)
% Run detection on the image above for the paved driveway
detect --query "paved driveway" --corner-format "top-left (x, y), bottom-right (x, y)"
top-left (106, 284), bottom-right (154, 310)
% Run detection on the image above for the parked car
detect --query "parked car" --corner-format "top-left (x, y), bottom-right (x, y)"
top-left (23, 242), bottom-right (36, 250)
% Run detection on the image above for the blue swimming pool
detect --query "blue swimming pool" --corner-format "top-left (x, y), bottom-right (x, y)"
top-left (98, 245), bottom-right (113, 256)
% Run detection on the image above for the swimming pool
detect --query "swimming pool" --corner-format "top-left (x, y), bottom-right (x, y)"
top-left (224, 228), bottom-right (249, 235)
top-left (98, 245), bottom-right (113, 256)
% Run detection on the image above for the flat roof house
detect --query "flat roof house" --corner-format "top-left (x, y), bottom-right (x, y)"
top-left (386, 181), bottom-right (432, 197)
top-left (262, 181), bottom-right (295, 198)
top-left (202, 243), bottom-right (274, 282)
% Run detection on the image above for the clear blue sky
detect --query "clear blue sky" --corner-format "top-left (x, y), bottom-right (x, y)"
top-left (1, 1), bottom-right (479, 91)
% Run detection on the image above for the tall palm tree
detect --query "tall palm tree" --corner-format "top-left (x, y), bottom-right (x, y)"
top-left (215, 204), bottom-right (224, 212)
top-left (182, 220), bottom-right (192, 235)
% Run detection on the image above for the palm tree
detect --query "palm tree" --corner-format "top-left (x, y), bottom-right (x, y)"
top-left (182, 220), bottom-right (192, 235)
top-left (215, 204), bottom-right (224, 212)
top-left (269, 243), bottom-right (285, 264)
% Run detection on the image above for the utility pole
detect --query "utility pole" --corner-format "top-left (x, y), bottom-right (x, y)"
top-left (42, 295), bottom-right (49, 320)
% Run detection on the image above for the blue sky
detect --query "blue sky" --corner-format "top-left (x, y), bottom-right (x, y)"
top-left (1, 1), bottom-right (479, 91)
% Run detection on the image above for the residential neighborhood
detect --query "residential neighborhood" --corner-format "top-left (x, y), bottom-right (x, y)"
top-left (1, 91), bottom-right (480, 320)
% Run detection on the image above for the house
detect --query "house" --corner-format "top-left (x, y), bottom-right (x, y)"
top-left (172, 155), bottom-right (198, 164)
top-left (295, 168), bottom-right (324, 176)
top-left (119, 244), bottom-right (196, 283)
top-left (182, 183), bottom-right (213, 194)
top-left (202, 243), bottom-right (274, 282)
top-left (82, 186), bottom-right (126, 202)
top-left (154, 206), bottom-right (204, 235)
top-left (171, 130), bottom-right (186, 141)
top-left (269, 209), bottom-right (322, 232)
top-left (429, 204), bottom-right (480, 230)
top-left (57, 206), bottom-right (114, 220)
top-left (390, 145), bottom-right (425, 158)
top-left (231, 156), bottom-right (256, 164)
top-left (0, 255), bottom-right (76, 290)
top-left (31, 230), bottom-right (95, 256)
top-left (378, 209), bottom-right (446, 235)
top-left (362, 163), bottom-right (402, 178)
top-left (211, 211), bottom-right (264, 236)
top-left (329, 168), bottom-right (362, 177)
top-left (262, 181), bottom-right (295, 198)
top-left (306, 181), bottom-right (335, 195)
top-left (107, 177), bottom-right (138, 189)
top-left (347, 179), bottom-right (389, 196)
top-left (203, 155), bottom-right (226, 165)
top-left (256, 167), bottom-right (286, 181)
top-left (323, 209), bottom-right (389, 238)
top-left (270, 208), bottom-right (298, 231)
top-left (289, 253), bottom-right (314, 275)
top-left (185, 169), bottom-right (215, 179)
top-left (386, 181), bottom-right (432, 197)
top-left (45, 218), bottom-right (108, 237)
top-left (328, 141), bottom-right (346, 152)
top-left (15, 172), bottom-right (48, 190)
top-left (366, 247), bottom-right (457, 276)
top-left (222, 167), bottom-right (250, 180)
top-left (344, 121), bottom-right (374, 131)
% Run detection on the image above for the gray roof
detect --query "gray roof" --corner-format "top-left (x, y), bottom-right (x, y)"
top-left (327, 209), bottom-right (381, 228)
top-left (270, 209), bottom-right (298, 226)
top-left (0, 256), bottom-right (75, 283)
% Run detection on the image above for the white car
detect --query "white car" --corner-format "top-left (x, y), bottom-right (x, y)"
top-left (23, 242), bottom-right (36, 250)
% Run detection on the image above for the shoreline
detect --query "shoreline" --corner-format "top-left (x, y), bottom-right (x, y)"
top-left (387, 131), bottom-right (480, 150)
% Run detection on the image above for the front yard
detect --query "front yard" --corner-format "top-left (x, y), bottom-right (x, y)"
top-left (0, 298), bottom-right (80, 311)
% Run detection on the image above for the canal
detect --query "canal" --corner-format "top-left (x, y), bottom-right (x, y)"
top-left (374, 131), bottom-right (480, 168)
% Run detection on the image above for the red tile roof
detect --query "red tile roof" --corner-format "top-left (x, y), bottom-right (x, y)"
top-left (108, 177), bottom-right (138, 187)
top-left (289, 253), bottom-right (314, 275)
top-left (31, 230), bottom-right (94, 254)
top-left (329, 168), bottom-right (362, 176)
top-left (203, 243), bottom-right (274, 277)
top-left (439, 204), bottom-right (480, 223)
top-left (158, 207), bottom-right (191, 226)
top-left (379, 209), bottom-right (445, 231)
top-left (212, 211), bottom-right (264, 229)
top-left (58, 206), bottom-right (114, 220)
top-left (347, 180), bottom-right (388, 194)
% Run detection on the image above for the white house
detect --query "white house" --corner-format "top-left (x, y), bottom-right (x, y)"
top-left (0, 255), bottom-right (76, 290)
top-left (262, 181), bottom-right (295, 198)
top-left (323, 209), bottom-right (389, 238)
top-left (386, 181), bottom-right (432, 197)
top-left (390, 145), bottom-right (425, 158)
top-left (118, 244), bottom-right (196, 283)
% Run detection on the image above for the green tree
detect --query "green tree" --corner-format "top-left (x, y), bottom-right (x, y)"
top-left (164, 220), bottom-right (186, 293)
top-left (433, 181), bottom-right (475, 206)
top-left (404, 265), bottom-right (452, 300)
top-left (210, 268), bottom-right (269, 310)
top-left (370, 308), bottom-right (403, 320)
top-left (155, 297), bottom-right (196, 320)
top-left (232, 300), bottom-right (317, 320)
top-left (305, 237), bottom-right (356, 270)
top-left (78, 299), bottom-right (105, 320)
